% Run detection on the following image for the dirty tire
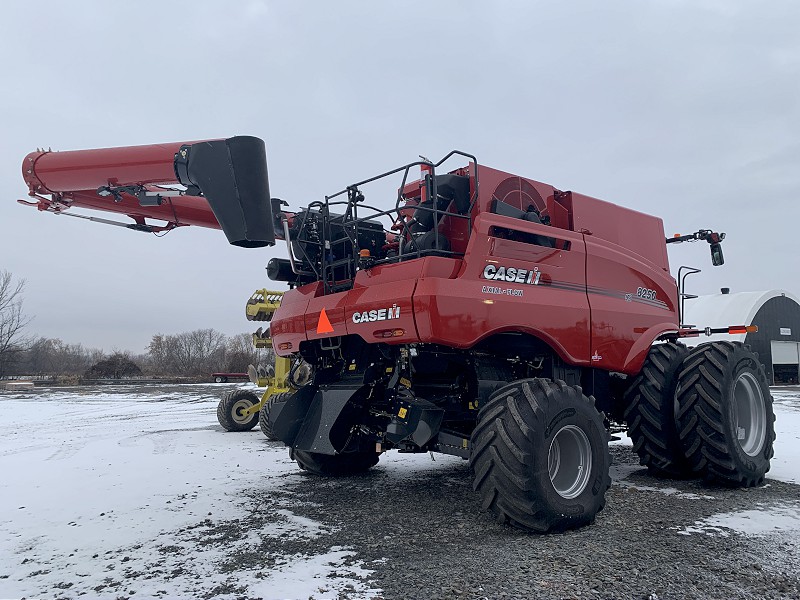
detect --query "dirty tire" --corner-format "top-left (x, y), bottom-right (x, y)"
top-left (470, 378), bottom-right (611, 533)
top-left (676, 341), bottom-right (775, 486)
top-left (217, 389), bottom-right (260, 432)
top-left (623, 342), bottom-right (691, 478)
top-left (291, 448), bottom-right (380, 476)
top-left (259, 391), bottom-right (290, 441)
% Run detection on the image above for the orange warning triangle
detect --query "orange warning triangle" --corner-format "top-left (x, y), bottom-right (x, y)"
top-left (316, 308), bottom-right (334, 334)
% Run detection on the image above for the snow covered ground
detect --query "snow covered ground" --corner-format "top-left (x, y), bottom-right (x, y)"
top-left (0, 384), bottom-right (798, 599)
top-left (675, 389), bottom-right (800, 539)
top-left (0, 384), bottom-right (459, 599)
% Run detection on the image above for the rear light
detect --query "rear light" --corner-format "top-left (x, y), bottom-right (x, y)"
top-left (728, 325), bottom-right (758, 335)
top-left (374, 328), bottom-right (405, 338)
top-left (278, 342), bottom-right (293, 350)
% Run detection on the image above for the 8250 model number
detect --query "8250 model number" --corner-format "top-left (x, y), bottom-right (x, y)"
top-left (636, 287), bottom-right (657, 301)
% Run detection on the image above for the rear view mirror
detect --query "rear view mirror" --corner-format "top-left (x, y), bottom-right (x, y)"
top-left (710, 242), bottom-right (724, 266)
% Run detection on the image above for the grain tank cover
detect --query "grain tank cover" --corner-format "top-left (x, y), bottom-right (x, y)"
top-left (174, 136), bottom-right (275, 248)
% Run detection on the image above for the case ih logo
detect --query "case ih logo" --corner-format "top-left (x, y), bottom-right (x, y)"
top-left (352, 304), bottom-right (401, 324)
top-left (482, 264), bottom-right (541, 285)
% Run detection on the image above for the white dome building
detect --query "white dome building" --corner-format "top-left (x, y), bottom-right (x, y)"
top-left (682, 289), bottom-right (800, 385)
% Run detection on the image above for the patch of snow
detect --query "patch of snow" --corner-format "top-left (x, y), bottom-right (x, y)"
top-left (768, 390), bottom-right (800, 485)
top-left (677, 502), bottom-right (800, 537)
top-left (609, 429), bottom-right (632, 446)
top-left (610, 462), bottom-right (640, 482)
top-left (0, 385), bottom-right (382, 598)
top-left (249, 548), bottom-right (380, 600)
top-left (615, 479), bottom-right (716, 501)
top-left (264, 508), bottom-right (334, 540)
top-left (378, 450), bottom-right (464, 476)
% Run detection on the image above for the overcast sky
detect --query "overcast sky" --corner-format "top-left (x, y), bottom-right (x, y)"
top-left (1, 0), bottom-right (798, 353)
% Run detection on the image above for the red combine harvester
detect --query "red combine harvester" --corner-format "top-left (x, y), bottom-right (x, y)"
top-left (20, 136), bottom-right (775, 532)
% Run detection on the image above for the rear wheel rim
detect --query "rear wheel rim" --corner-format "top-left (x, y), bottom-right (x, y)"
top-left (548, 425), bottom-right (592, 499)
top-left (732, 372), bottom-right (766, 456)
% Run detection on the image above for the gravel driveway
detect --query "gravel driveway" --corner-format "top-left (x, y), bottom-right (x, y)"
top-left (208, 441), bottom-right (800, 600)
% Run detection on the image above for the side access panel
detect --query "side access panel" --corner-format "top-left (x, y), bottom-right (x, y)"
top-left (414, 212), bottom-right (591, 365)
top-left (574, 193), bottom-right (680, 373)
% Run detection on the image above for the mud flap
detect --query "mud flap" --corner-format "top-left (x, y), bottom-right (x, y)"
top-left (292, 388), bottom-right (368, 455)
top-left (269, 384), bottom-right (371, 455)
top-left (269, 385), bottom-right (318, 446)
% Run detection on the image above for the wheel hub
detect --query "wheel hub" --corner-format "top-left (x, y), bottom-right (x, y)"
top-left (231, 399), bottom-right (254, 424)
top-left (548, 425), bottom-right (592, 499)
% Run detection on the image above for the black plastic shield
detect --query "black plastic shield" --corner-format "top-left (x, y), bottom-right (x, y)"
top-left (175, 136), bottom-right (275, 248)
top-left (269, 385), bottom-right (318, 445)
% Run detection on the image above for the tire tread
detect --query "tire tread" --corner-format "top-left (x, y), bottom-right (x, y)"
top-left (470, 378), bottom-right (610, 533)
top-left (675, 341), bottom-right (775, 487)
top-left (623, 343), bottom-right (690, 477)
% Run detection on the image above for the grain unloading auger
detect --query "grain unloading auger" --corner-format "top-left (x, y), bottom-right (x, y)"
top-left (20, 135), bottom-right (774, 534)
top-left (20, 136), bottom-right (293, 427)
top-left (21, 136), bottom-right (274, 244)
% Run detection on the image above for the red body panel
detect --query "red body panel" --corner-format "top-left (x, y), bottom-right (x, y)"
top-left (413, 213), bottom-right (592, 365)
top-left (271, 164), bottom-right (680, 375)
top-left (570, 192), bottom-right (670, 270)
top-left (272, 258), bottom-right (458, 352)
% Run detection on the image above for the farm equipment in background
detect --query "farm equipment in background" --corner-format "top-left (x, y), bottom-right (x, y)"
top-left (19, 136), bottom-right (775, 533)
top-left (215, 289), bottom-right (309, 439)
top-left (211, 373), bottom-right (249, 383)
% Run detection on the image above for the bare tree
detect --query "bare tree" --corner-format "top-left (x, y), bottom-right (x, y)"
top-left (146, 329), bottom-right (228, 376)
top-left (224, 332), bottom-right (273, 373)
top-left (0, 271), bottom-right (31, 377)
top-left (145, 334), bottom-right (180, 375)
top-left (14, 337), bottom-right (105, 377)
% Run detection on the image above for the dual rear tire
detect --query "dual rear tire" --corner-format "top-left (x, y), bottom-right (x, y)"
top-left (623, 342), bottom-right (690, 477)
top-left (676, 341), bottom-right (775, 486)
top-left (625, 341), bottom-right (775, 486)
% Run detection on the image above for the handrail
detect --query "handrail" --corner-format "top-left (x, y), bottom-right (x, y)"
top-left (298, 151), bottom-right (481, 295)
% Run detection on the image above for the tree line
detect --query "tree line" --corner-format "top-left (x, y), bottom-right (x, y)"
top-left (0, 270), bottom-right (271, 380)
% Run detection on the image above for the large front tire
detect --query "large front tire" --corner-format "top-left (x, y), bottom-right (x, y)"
top-left (623, 342), bottom-right (690, 477)
top-left (291, 448), bottom-right (380, 476)
top-left (470, 378), bottom-right (611, 533)
top-left (676, 342), bottom-right (775, 486)
top-left (217, 389), bottom-right (260, 432)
